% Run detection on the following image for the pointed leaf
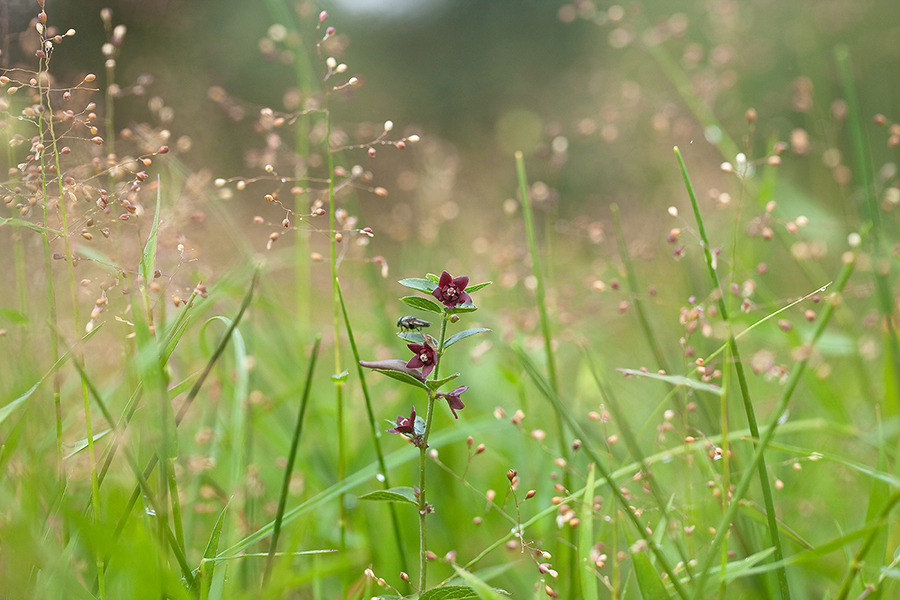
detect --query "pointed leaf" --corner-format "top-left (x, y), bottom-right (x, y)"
top-left (370, 368), bottom-right (429, 390)
top-left (617, 368), bottom-right (723, 396)
top-left (197, 503), bottom-right (229, 600)
top-left (451, 566), bottom-right (511, 599)
top-left (578, 465), bottom-right (599, 600)
top-left (401, 295), bottom-right (443, 314)
top-left (465, 281), bottom-right (492, 293)
top-left (397, 331), bottom-right (426, 344)
top-left (358, 487), bottom-right (418, 506)
top-left (399, 278), bottom-right (437, 294)
top-left (427, 373), bottom-right (460, 391)
top-left (0, 308), bottom-right (28, 326)
top-left (63, 429), bottom-right (112, 459)
top-left (420, 586), bottom-right (479, 600)
top-left (448, 304), bottom-right (478, 314)
top-left (139, 180), bottom-right (162, 283)
top-left (444, 328), bottom-right (490, 349)
top-left (425, 273), bottom-right (441, 283)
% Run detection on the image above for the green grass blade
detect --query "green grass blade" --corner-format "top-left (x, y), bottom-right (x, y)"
top-left (263, 335), bottom-right (321, 585)
top-left (450, 565), bottom-right (507, 600)
top-left (578, 464), bottom-right (600, 600)
top-left (675, 146), bottom-right (789, 600)
top-left (197, 502), bottom-right (229, 600)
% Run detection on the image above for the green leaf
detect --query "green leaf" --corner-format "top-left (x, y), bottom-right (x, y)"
top-left (372, 369), bottom-right (429, 390)
top-left (397, 331), bottom-right (426, 344)
top-left (451, 565), bottom-right (511, 600)
top-left (63, 429), bottom-right (112, 459)
top-left (401, 295), bottom-right (443, 314)
top-left (578, 464), bottom-right (599, 600)
top-left (358, 487), bottom-right (418, 506)
top-left (448, 304), bottom-right (478, 314)
top-left (0, 308), bottom-right (28, 326)
top-left (466, 281), bottom-right (492, 293)
top-left (427, 373), bottom-right (460, 391)
top-left (332, 369), bottom-right (349, 383)
top-left (420, 586), bottom-right (479, 600)
top-left (399, 278), bottom-right (436, 294)
top-left (197, 503), bottom-right (229, 600)
top-left (623, 529), bottom-right (672, 600)
top-left (444, 328), bottom-right (490, 349)
top-left (139, 181), bottom-right (162, 283)
top-left (425, 273), bottom-right (441, 283)
top-left (617, 368), bottom-right (723, 396)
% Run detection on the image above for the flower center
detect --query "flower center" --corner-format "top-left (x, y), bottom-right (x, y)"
top-left (420, 352), bottom-right (430, 363)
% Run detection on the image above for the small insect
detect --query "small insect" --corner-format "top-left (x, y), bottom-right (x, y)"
top-left (397, 315), bottom-right (432, 331)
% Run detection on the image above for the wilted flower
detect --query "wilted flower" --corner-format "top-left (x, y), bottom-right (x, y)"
top-left (438, 386), bottom-right (468, 419)
top-left (407, 340), bottom-right (437, 377)
top-left (387, 406), bottom-right (416, 434)
top-left (432, 271), bottom-right (472, 308)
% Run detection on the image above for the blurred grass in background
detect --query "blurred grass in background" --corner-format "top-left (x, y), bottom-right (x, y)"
top-left (1, 0), bottom-right (899, 598)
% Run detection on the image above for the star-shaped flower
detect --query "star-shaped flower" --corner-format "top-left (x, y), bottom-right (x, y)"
top-left (432, 271), bottom-right (472, 309)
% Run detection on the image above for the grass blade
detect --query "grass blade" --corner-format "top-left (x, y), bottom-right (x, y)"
top-left (578, 464), bottom-right (599, 600)
top-left (675, 146), bottom-right (789, 600)
top-left (263, 335), bottom-right (321, 585)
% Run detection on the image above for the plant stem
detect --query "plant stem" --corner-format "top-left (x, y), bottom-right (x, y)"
top-left (692, 234), bottom-right (858, 599)
top-left (336, 279), bottom-right (408, 575)
top-left (263, 336), bottom-right (321, 585)
top-left (675, 147), bottom-right (789, 600)
top-left (417, 311), bottom-right (451, 591)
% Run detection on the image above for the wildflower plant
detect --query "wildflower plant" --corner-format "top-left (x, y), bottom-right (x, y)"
top-left (360, 270), bottom-right (491, 592)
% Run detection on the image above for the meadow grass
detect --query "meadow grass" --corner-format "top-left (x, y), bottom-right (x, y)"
top-left (1, 3), bottom-right (899, 600)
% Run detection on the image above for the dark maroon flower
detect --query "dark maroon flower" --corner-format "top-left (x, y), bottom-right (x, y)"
top-left (432, 271), bottom-right (472, 308)
top-left (438, 385), bottom-right (468, 419)
top-left (406, 340), bottom-right (437, 377)
top-left (387, 406), bottom-right (416, 434)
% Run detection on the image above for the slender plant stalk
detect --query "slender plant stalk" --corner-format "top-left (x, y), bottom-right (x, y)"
top-left (38, 38), bottom-right (106, 596)
top-left (336, 279), bottom-right (408, 576)
top-left (610, 204), bottom-right (671, 375)
top-left (833, 489), bottom-right (900, 600)
top-left (110, 269), bottom-right (258, 544)
top-left (515, 347), bottom-right (690, 600)
top-left (692, 238), bottom-right (858, 599)
top-left (675, 146), bottom-right (789, 600)
top-left (834, 46), bottom-right (900, 413)
top-left (263, 336), bottom-right (321, 585)
top-left (315, 19), bottom-right (348, 563)
top-left (417, 311), bottom-right (450, 591)
top-left (515, 151), bottom-right (577, 592)
top-left (514, 152), bottom-right (558, 392)
top-left (583, 350), bottom-right (695, 582)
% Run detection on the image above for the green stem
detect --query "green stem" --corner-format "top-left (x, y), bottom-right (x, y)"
top-left (417, 311), bottom-right (451, 592)
top-left (336, 279), bottom-right (408, 575)
top-left (834, 46), bottom-right (900, 413)
top-left (318, 20), bottom-right (347, 563)
top-left (675, 147), bottom-right (788, 600)
top-left (692, 238), bottom-right (858, 599)
top-left (39, 42), bottom-right (105, 596)
top-left (833, 489), bottom-right (900, 600)
top-left (263, 336), bottom-right (321, 585)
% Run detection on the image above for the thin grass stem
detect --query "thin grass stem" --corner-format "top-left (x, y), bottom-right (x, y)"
top-left (675, 146), bottom-right (789, 599)
top-left (263, 335), bottom-right (321, 585)
top-left (692, 239), bottom-right (858, 599)
top-left (336, 279), bottom-right (408, 576)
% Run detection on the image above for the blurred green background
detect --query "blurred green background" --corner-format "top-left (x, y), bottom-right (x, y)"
top-left (2, 0), bottom-right (900, 597)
